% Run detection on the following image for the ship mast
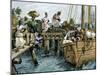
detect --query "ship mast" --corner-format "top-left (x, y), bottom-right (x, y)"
top-left (88, 6), bottom-right (91, 30)
top-left (81, 5), bottom-right (86, 53)
top-left (94, 6), bottom-right (96, 32)
top-left (81, 5), bottom-right (84, 29)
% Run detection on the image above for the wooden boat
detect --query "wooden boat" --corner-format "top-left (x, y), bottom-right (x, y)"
top-left (62, 39), bottom-right (96, 67)
top-left (62, 5), bottom-right (96, 67)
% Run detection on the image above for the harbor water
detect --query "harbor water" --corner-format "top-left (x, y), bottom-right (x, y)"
top-left (15, 48), bottom-right (96, 74)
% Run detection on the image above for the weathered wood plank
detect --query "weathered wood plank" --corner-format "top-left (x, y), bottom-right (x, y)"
top-left (12, 44), bottom-right (33, 59)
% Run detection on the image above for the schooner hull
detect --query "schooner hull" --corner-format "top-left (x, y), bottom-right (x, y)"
top-left (63, 40), bottom-right (96, 67)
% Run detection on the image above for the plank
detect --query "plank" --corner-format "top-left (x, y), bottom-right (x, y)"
top-left (12, 44), bottom-right (33, 59)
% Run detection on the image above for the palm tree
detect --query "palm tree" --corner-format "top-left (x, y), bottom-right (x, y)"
top-left (12, 8), bottom-right (17, 27)
top-left (15, 7), bottom-right (22, 16)
top-left (12, 8), bottom-right (15, 16)
top-left (12, 7), bottom-right (22, 27)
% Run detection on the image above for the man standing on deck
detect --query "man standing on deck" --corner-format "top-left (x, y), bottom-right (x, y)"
top-left (27, 10), bottom-right (39, 44)
top-left (42, 12), bottom-right (50, 32)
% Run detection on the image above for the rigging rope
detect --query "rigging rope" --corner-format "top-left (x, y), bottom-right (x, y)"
top-left (67, 5), bottom-right (73, 22)
top-left (69, 5), bottom-right (73, 20)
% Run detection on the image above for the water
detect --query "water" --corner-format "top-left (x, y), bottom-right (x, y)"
top-left (82, 61), bottom-right (96, 70)
top-left (15, 49), bottom-right (96, 74)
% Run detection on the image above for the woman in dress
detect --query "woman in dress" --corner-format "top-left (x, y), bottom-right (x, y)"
top-left (52, 11), bottom-right (61, 27)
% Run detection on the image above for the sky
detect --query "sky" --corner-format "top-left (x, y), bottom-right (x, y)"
top-left (12, 1), bottom-right (96, 24)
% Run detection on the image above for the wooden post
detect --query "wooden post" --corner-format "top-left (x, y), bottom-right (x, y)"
top-left (47, 39), bottom-right (49, 52)
top-left (52, 37), bottom-right (55, 51)
top-left (95, 6), bottom-right (96, 32)
top-left (57, 40), bottom-right (60, 56)
top-left (58, 39), bottom-right (62, 56)
top-left (63, 45), bottom-right (67, 59)
top-left (44, 39), bottom-right (49, 55)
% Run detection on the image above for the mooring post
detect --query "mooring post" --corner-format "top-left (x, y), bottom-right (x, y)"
top-left (52, 37), bottom-right (55, 53)
top-left (57, 39), bottom-right (59, 56)
top-left (44, 39), bottom-right (49, 55)
top-left (58, 39), bottom-right (63, 56)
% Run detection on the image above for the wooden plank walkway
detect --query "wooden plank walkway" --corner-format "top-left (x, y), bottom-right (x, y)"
top-left (12, 44), bottom-right (34, 59)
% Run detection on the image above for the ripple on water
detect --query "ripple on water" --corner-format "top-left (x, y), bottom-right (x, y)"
top-left (15, 50), bottom-right (96, 74)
